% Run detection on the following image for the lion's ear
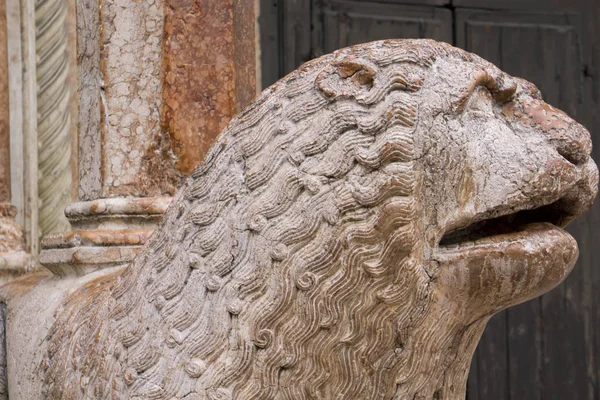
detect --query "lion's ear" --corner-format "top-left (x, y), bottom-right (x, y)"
top-left (315, 57), bottom-right (378, 99)
top-left (452, 66), bottom-right (517, 113)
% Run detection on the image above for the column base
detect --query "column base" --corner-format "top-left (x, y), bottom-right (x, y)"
top-left (40, 196), bottom-right (171, 277)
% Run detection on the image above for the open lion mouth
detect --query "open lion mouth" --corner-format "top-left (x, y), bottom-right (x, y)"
top-left (433, 196), bottom-right (582, 318)
top-left (436, 149), bottom-right (598, 252)
top-left (433, 194), bottom-right (584, 314)
top-left (438, 199), bottom-right (571, 249)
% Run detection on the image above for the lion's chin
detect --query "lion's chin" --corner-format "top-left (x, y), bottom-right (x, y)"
top-left (434, 222), bottom-right (578, 318)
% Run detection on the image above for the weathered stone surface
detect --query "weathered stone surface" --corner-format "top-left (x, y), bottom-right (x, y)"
top-left (76, 0), bottom-right (102, 200)
top-left (3, 39), bottom-right (598, 399)
top-left (36, 0), bottom-right (72, 236)
top-left (62, 196), bottom-right (171, 229)
top-left (60, 0), bottom-right (257, 281)
top-left (76, 0), bottom-right (181, 199)
top-left (77, 0), bottom-right (257, 199)
top-left (0, 7), bottom-right (31, 284)
top-left (99, 0), bottom-right (181, 198)
top-left (0, 204), bottom-right (31, 282)
top-left (0, 205), bottom-right (21, 252)
top-left (163, 0), bottom-right (257, 174)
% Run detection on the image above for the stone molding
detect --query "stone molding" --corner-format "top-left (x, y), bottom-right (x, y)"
top-left (40, 196), bottom-right (171, 276)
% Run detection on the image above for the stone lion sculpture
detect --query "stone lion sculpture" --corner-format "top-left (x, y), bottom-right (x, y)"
top-left (2, 39), bottom-right (597, 399)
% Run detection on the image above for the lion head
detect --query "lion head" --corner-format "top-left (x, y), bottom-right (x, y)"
top-left (44, 39), bottom-right (598, 399)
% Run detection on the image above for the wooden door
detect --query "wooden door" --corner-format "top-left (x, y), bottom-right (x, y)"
top-left (259, 1), bottom-right (600, 398)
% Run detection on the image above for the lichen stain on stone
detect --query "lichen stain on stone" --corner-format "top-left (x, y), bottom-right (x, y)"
top-left (334, 59), bottom-right (376, 86)
top-left (139, 129), bottom-right (183, 197)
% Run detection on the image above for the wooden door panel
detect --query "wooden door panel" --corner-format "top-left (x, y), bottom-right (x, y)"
top-left (313, 1), bottom-right (452, 57)
top-left (356, 0), bottom-right (450, 5)
top-left (259, 0), bottom-right (312, 88)
top-left (454, 0), bottom-right (587, 12)
top-left (260, 0), bottom-right (453, 89)
top-left (456, 10), bottom-right (583, 115)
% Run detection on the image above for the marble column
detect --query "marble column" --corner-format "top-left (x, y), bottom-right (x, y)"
top-left (36, 0), bottom-right (73, 236)
top-left (40, 0), bottom-right (257, 276)
top-left (0, 0), bottom-right (31, 283)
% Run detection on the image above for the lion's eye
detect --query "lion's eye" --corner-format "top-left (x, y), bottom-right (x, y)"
top-left (460, 86), bottom-right (496, 115)
top-left (454, 71), bottom-right (517, 113)
top-left (530, 87), bottom-right (543, 101)
top-left (492, 81), bottom-right (517, 104)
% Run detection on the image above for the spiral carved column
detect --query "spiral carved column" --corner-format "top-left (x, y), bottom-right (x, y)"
top-left (35, 0), bottom-right (71, 236)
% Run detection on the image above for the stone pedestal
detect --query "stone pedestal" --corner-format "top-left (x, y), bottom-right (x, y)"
top-left (39, 0), bottom-right (257, 277)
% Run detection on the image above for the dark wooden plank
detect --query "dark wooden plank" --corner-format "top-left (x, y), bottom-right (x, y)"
top-left (589, 19), bottom-right (600, 391)
top-left (313, 0), bottom-right (452, 56)
top-left (453, 0), bottom-right (587, 11)
top-left (258, 0), bottom-right (311, 89)
top-left (465, 347), bottom-right (479, 400)
top-left (540, 267), bottom-right (590, 400)
top-left (281, 0), bottom-right (312, 76)
top-left (591, 131), bottom-right (600, 400)
top-left (0, 303), bottom-right (6, 399)
top-left (507, 301), bottom-right (542, 400)
top-left (471, 313), bottom-right (509, 399)
top-left (267, 0), bottom-right (453, 86)
top-left (358, 0), bottom-right (450, 5)
top-left (570, 4), bottom-right (600, 397)
top-left (258, 0), bottom-right (281, 88)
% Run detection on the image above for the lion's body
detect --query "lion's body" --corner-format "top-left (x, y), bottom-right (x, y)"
top-left (39, 39), bottom-right (598, 399)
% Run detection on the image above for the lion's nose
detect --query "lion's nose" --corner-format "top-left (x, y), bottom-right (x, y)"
top-left (552, 159), bottom-right (599, 226)
top-left (521, 99), bottom-right (592, 166)
top-left (553, 120), bottom-right (592, 166)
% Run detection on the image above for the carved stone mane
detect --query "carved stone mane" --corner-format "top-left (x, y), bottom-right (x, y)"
top-left (43, 39), bottom-right (598, 399)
